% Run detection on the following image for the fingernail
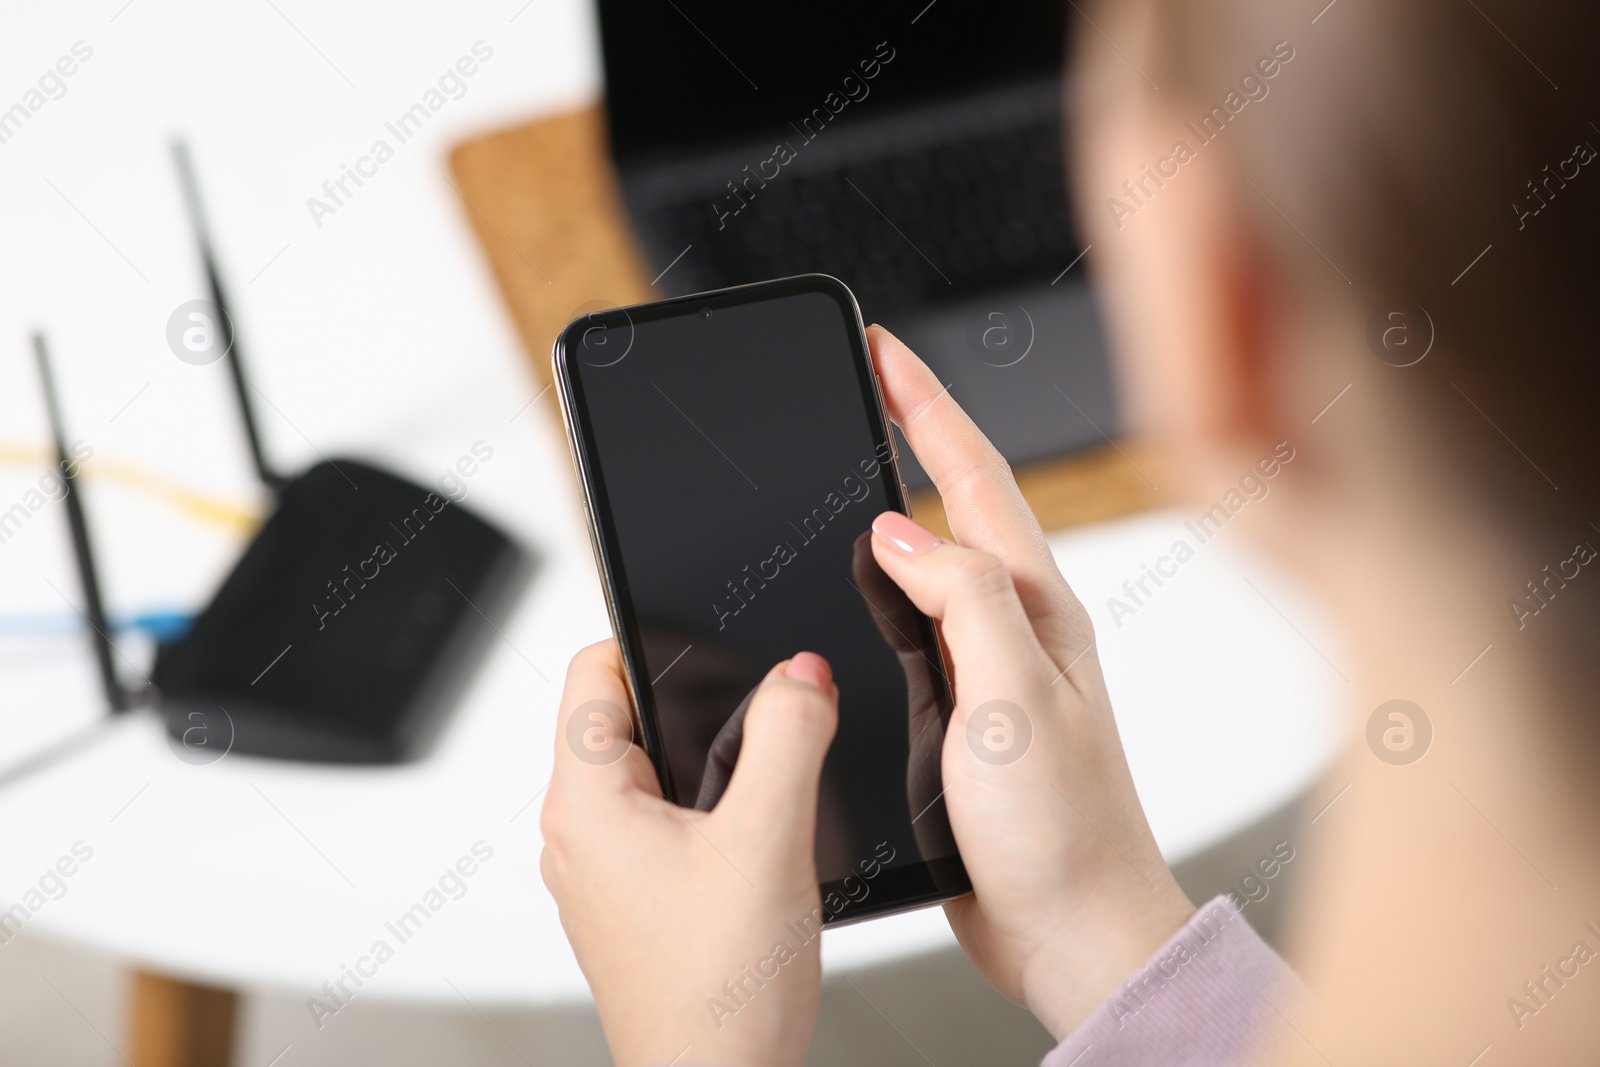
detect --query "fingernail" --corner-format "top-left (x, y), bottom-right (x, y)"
top-left (872, 511), bottom-right (939, 554)
top-left (785, 651), bottom-right (832, 691)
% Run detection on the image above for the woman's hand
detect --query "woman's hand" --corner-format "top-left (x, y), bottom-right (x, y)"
top-left (541, 642), bottom-right (838, 1067)
top-left (865, 324), bottom-right (1196, 1039)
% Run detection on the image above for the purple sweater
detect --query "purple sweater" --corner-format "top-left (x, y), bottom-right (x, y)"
top-left (661, 895), bottom-right (1291, 1067)
top-left (1040, 895), bottom-right (1297, 1066)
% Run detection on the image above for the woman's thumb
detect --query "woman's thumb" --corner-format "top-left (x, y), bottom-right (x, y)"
top-left (715, 653), bottom-right (839, 834)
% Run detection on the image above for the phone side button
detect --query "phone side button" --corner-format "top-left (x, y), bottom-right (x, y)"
top-left (901, 482), bottom-right (913, 518)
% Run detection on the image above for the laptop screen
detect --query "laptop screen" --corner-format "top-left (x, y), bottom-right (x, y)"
top-left (599, 1), bottom-right (1069, 164)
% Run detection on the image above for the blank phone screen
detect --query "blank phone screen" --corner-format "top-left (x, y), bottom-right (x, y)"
top-left (559, 276), bottom-right (964, 913)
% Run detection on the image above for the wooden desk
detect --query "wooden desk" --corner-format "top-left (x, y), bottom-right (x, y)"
top-left (129, 974), bottom-right (236, 1067)
top-left (444, 102), bottom-right (1164, 536)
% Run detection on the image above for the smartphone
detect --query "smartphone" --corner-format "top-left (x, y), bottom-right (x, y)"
top-left (553, 274), bottom-right (969, 924)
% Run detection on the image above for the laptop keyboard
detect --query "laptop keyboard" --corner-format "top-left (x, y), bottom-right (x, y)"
top-left (645, 113), bottom-right (1080, 311)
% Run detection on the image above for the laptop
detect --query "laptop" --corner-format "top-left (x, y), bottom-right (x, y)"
top-left (596, 1), bottom-right (1119, 487)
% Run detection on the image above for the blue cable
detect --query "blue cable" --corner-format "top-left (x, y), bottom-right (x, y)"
top-left (0, 609), bottom-right (194, 643)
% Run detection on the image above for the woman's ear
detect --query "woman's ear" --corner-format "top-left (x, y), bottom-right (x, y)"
top-left (1073, 89), bottom-right (1291, 493)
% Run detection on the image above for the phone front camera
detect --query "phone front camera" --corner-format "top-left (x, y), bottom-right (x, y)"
top-left (699, 307), bottom-right (713, 320)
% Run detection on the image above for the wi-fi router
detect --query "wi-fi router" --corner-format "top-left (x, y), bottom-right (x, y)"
top-left (25, 143), bottom-right (530, 766)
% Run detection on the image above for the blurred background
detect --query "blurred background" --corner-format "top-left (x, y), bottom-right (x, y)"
top-left (0, 1), bottom-right (1347, 1063)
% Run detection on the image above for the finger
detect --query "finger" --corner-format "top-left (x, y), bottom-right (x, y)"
top-left (549, 639), bottom-right (660, 802)
top-left (867, 324), bottom-right (1095, 660)
top-left (715, 653), bottom-right (839, 838)
top-left (868, 512), bottom-right (1058, 697)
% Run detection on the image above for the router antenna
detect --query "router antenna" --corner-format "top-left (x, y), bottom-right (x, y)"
top-left (32, 333), bottom-right (133, 713)
top-left (171, 139), bottom-right (289, 493)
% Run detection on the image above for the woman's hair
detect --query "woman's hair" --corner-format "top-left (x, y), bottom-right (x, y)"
top-left (1075, 0), bottom-right (1600, 516)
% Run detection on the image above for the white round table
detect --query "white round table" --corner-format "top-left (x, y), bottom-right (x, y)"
top-left (1, 495), bottom-right (1346, 1009)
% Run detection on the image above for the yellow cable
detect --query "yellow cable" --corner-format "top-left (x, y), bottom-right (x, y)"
top-left (0, 441), bottom-right (263, 534)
